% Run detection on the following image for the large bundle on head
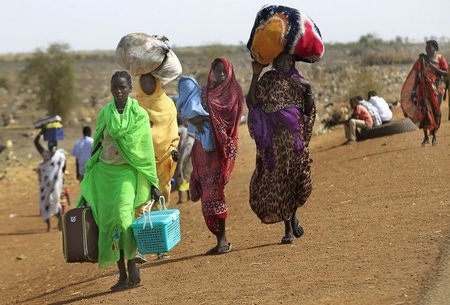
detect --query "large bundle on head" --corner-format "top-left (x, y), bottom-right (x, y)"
top-left (247, 5), bottom-right (324, 65)
top-left (115, 33), bottom-right (182, 85)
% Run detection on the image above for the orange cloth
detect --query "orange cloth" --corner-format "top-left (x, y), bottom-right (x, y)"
top-left (355, 105), bottom-right (373, 128)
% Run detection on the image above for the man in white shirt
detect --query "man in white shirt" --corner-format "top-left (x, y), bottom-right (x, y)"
top-left (368, 91), bottom-right (393, 124)
top-left (71, 126), bottom-right (93, 181)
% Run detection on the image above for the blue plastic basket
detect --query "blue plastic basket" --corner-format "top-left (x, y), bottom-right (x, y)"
top-left (132, 199), bottom-right (181, 254)
top-left (44, 127), bottom-right (64, 141)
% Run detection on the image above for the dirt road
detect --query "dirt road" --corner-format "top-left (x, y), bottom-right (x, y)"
top-left (1, 109), bottom-right (450, 305)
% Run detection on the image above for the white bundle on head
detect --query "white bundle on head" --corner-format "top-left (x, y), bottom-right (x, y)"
top-left (115, 33), bottom-right (182, 84)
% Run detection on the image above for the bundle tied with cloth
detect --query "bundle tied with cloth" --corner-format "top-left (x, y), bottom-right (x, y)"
top-left (247, 4), bottom-right (324, 65)
top-left (115, 33), bottom-right (182, 85)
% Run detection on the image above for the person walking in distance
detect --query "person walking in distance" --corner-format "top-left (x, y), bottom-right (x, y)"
top-left (71, 126), bottom-right (93, 182)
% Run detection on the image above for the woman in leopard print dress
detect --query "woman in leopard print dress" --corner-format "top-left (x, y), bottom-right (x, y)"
top-left (246, 52), bottom-right (316, 244)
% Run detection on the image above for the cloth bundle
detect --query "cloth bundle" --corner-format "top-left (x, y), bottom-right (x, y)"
top-left (247, 5), bottom-right (324, 65)
top-left (115, 33), bottom-right (182, 85)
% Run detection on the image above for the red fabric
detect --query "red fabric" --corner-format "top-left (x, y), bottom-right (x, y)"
top-left (189, 140), bottom-right (228, 236)
top-left (412, 55), bottom-right (448, 131)
top-left (355, 105), bottom-right (373, 128)
top-left (294, 20), bottom-right (324, 59)
top-left (203, 57), bottom-right (244, 184)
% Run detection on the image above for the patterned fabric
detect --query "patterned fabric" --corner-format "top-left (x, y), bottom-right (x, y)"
top-left (248, 70), bottom-right (316, 224)
top-left (359, 100), bottom-right (381, 127)
top-left (414, 54), bottom-right (447, 131)
top-left (77, 97), bottom-right (158, 268)
top-left (190, 141), bottom-right (228, 236)
top-left (247, 5), bottom-right (324, 65)
top-left (203, 57), bottom-right (244, 184)
top-left (99, 128), bottom-right (128, 165)
top-left (189, 58), bottom-right (243, 236)
top-left (248, 106), bottom-right (304, 170)
top-left (37, 149), bottom-right (65, 221)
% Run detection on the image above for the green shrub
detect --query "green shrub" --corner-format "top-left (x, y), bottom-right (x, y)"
top-left (347, 67), bottom-right (382, 100)
top-left (21, 43), bottom-right (76, 119)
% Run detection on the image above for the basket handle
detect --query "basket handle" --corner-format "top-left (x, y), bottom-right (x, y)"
top-left (142, 199), bottom-right (155, 230)
top-left (159, 196), bottom-right (166, 210)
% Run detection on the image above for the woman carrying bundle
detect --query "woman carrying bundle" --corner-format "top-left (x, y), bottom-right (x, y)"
top-left (246, 52), bottom-right (316, 244)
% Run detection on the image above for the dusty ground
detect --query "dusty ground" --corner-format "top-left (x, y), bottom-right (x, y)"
top-left (1, 105), bottom-right (450, 305)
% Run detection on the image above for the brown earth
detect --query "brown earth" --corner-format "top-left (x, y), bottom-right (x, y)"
top-left (1, 105), bottom-right (450, 305)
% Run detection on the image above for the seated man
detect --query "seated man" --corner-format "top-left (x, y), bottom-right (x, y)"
top-left (344, 96), bottom-right (373, 144)
top-left (356, 95), bottom-right (381, 127)
top-left (368, 91), bottom-right (393, 124)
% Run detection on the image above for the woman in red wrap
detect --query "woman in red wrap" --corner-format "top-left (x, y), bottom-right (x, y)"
top-left (189, 57), bottom-right (244, 255)
top-left (411, 40), bottom-right (448, 146)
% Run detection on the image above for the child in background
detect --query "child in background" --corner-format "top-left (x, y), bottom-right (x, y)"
top-left (60, 186), bottom-right (71, 214)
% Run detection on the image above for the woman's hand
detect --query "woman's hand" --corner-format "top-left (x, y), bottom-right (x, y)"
top-left (411, 91), bottom-right (418, 105)
top-left (151, 186), bottom-right (161, 200)
top-left (171, 150), bottom-right (179, 162)
top-left (251, 61), bottom-right (265, 76)
top-left (189, 116), bottom-right (208, 133)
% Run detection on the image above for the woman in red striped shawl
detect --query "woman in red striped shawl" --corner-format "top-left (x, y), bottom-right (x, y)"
top-left (411, 40), bottom-right (448, 146)
top-left (188, 58), bottom-right (244, 255)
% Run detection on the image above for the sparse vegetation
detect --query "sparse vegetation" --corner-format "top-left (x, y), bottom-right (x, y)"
top-left (21, 43), bottom-right (76, 120)
top-left (0, 36), bottom-right (448, 131)
top-left (0, 77), bottom-right (9, 90)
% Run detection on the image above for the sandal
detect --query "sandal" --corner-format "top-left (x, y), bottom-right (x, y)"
top-left (205, 246), bottom-right (219, 255)
top-left (292, 218), bottom-right (305, 238)
top-left (134, 252), bottom-right (147, 264)
top-left (281, 235), bottom-right (294, 244)
top-left (216, 243), bottom-right (232, 254)
top-left (157, 253), bottom-right (170, 260)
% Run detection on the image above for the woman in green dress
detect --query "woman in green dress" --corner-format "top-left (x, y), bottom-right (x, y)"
top-left (78, 71), bottom-right (160, 291)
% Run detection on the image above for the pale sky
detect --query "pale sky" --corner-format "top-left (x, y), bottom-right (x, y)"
top-left (1, 0), bottom-right (449, 54)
